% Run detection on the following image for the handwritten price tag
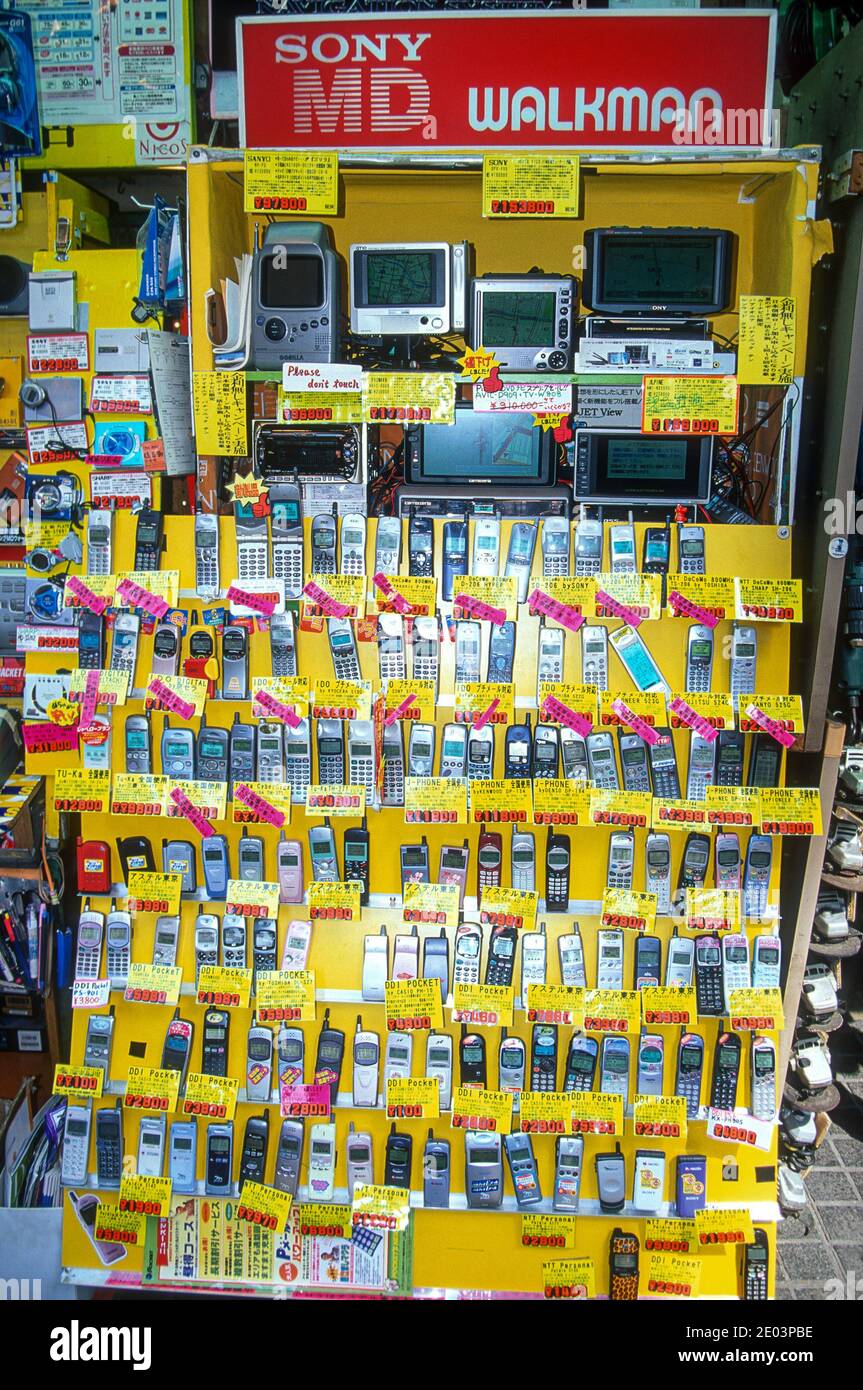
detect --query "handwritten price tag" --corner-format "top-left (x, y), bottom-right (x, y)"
top-left (351, 1184), bottom-right (411, 1232)
top-left (305, 783), bottom-right (366, 817)
top-left (704, 785), bottom-right (762, 829)
top-left (53, 768), bottom-right (111, 814)
top-left (233, 782), bottom-right (291, 828)
top-left (590, 789), bottom-right (652, 829)
top-left (311, 677), bottom-right (372, 720)
top-left (581, 990), bottom-right (641, 1034)
top-left (404, 775), bottom-right (467, 825)
top-left (126, 871), bottom-right (181, 917)
top-left (94, 1203), bottom-right (145, 1247)
top-left (685, 888), bottom-right (741, 932)
top-left (667, 575), bottom-right (735, 624)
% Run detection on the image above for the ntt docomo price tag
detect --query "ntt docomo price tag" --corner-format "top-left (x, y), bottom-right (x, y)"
top-left (581, 990), bottom-right (641, 1034)
top-left (225, 880), bottom-right (280, 919)
top-left (385, 1076), bottom-right (440, 1121)
top-left (111, 774), bottom-right (169, 817)
top-left (704, 785), bottom-right (762, 829)
top-left (118, 1174), bottom-right (172, 1220)
top-left (667, 576), bottom-right (735, 623)
top-left (590, 789), bottom-right (652, 830)
top-left (53, 768), bottom-right (111, 814)
top-left (643, 1253), bottom-right (702, 1300)
top-left (759, 787), bottom-right (822, 836)
top-left (568, 1090), bottom-right (624, 1137)
top-left (255, 970), bottom-right (316, 1023)
top-left (471, 778), bottom-right (533, 827)
top-left (735, 577), bottom-right (802, 623)
top-left (542, 1257), bottom-right (596, 1300)
top-left (404, 775), bottom-right (467, 825)
top-left (385, 977), bottom-right (443, 1032)
top-left (454, 576), bottom-right (518, 623)
top-left (645, 1219), bottom-right (695, 1255)
top-left (126, 871), bottom-right (181, 917)
top-left (94, 1203), bottom-right (145, 1247)
top-left (525, 983), bottom-right (581, 1027)
top-left (633, 1095), bottom-right (688, 1142)
top-left (641, 987), bottom-right (697, 1028)
top-left (402, 880), bottom-right (460, 928)
top-left (238, 1181), bottom-right (293, 1232)
top-left (479, 885), bottom-right (539, 932)
top-left (482, 153), bottom-right (580, 218)
top-left (728, 987), bottom-right (784, 1031)
top-left (601, 888), bottom-right (657, 933)
top-left (523, 1213), bottom-right (576, 1250)
top-left (453, 983), bottom-right (514, 1028)
top-left (685, 888), bottom-right (741, 932)
top-left (532, 780), bottom-right (591, 829)
top-left (351, 1184), bottom-right (411, 1232)
top-left (123, 963), bottom-right (182, 1007)
top-left (642, 374), bottom-right (738, 436)
top-left (196, 965), bottom-right (252, 1010)
top-left (374, 575), bottom-right (436, 617)
top-left (519, 1092), bottom-right (575, 1135)
top-left (695, 1208), bottom-right (755, 1250)
top-left (594, 573), bottom-right (662, 623)
top-left (243, 149), bottom-right (338, 215)
top-left (298, 1203), bottom-right (352, 1240)
top-left (53, 1063), bottom-right (104, 1099)
top-left (305, 783), bottom-right (366, 817)
top-left (181, 1073), bottom-right (239, 1122)
top-left (308, 880), bottom-right (361, 921)
top-left (124, 1066), bottom-right (179, 1113)
top-left (451, 1087), bottom-right (513, 1134)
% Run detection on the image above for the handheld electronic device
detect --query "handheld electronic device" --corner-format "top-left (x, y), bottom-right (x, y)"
top-left (633, 934), bottom-right (662, 990)
top-left (75, 905), bottom-right (104, 981)
top-left (563, 1034), bottom-right (599, 1093)
top-left (600, 1035), bottom-right (630, 1100)
top-left (722, 931), bottom-right (751, 1013)
top-left (454, 619), bottom-right (481, 684)
top-left (665, 931), bottom-right (695, 988)
top-left (751, 1035), bottom-right (777, 1121)
top-left (83, 1010), bottom-right (114, 1083)
top-left (161, 719), bottom-right (194, 779)
top-left (586, 730), bottom-right (619, 789)
top-left (438, 841), bottom-right (469, 908)
top-left (374, 515), bottom-right (402, 576)
top-left (464, 1132), bottom-right (503, 1209)
top-left (581, 624), bottom-right (609, 691)
top-left (752, 933), bottom-right (781, 991)
top-left (609, 522), bottom-right (637, 575)
top-left (530, 1023), bottom-right (558, 1092)
top-left (162, 838), bottom-right (196, 895)
top-left (392, 923), bottom-right (420, 981)
top-left (553, 1135), bottom-right (584, 1213)
top-left (411, 614), bottom-right (439, 686)
top-left (545, 830), bottom-right (571, 912)
top-left (408, 513), bottom-right (434, 578)
top-left (487, 620), bottom-right (516, 684)
top-left (504, 521), bottom-right (537, 603)
top-left (619, 731), bottom-right (651, 793)
top-left (137, 1115), bottom-right (166, 1178)
top-left (383, 1030), bottom-right (413, 1087)
top-left (633, 1150), bottom-right (667, 1213)
top-left (511, 830), bottom-right (536, 894)
top-left (346, 1124), bottom-right (375, 1197)
top-left (134, 507), bottom-right (163, 570)
top-left (460, 1025), bottom-right (487, 1089)
top-left (730, 624), bottom-right (757, 703)
top-left (685, 624), bottom-right (714, 692)
top-left (201, 835), bottom-right (230, 900)
top-left (274, 1120), bottom-right (304, 1196)
top-left (109, 612), bottom-right (140, 677)
top-left (744, 834), bottom-right (774, 920)
top-left (277, 1025), bottom-right (305, 1092)
top-left (440, 723), bottom-right (468, 779)
top-left (472, 516), bottom-right (501, 577)
top-left (151, 620), bottom-right (180, 678)
top-left (694, 933), bottom-right (724, 1015)
top-left (400, 837), bottom-right (430, 893)
top-left (194, 513), bottom-right (220, 600)
top-left (597, 929), bottom-right (625, 991)
top-left (607, 829), bottom-right (634, 890)
top-left (105, 907), bottom-right (131, 991)
top-left (453, 920), bottom-right (483, 986)
top-left (362, 926), bottom-right (389, 1003)
top-left (408, 722), bottom-right (436, 778)
top-left (311, 512), bottom-right (337, 574)
top-left (201, 1006), bottom-right (230, 1078)
top-left (205, 1122), bottom-right (234, 1195)
top-left (467, 724), bottom-right (494, 781)
top-left (561, 728), bottom-right (589, 782)
top-left (477, 830), bottom-right (503, 898)
top-left (715, 832), bottom-right (742, 892)
top-left (541, 515), bottom-right (570, 576)
top-left (710, 1032), bottom-right (742, 1110)
top-left (426, 1032), bottom-right (454, 1111)
top-left (742, 1229), bottom-right (769, 1301)
top-left (675, 1031), bottom-right (705, 1117)
top-left (314, 1008), bottom-right (345, 1102)
top-left (505, 1132), bottom-right (542, 1209)
top-left (161, 1008), bottom-right (194, 1093)
top-left (352, 1017), bottom-right (380, 1108)
top-left (648, 728), bottom-right (680, 798)
top-left (339, 513), bottom-right (366, 577)
top-left (62, 1105), bottom-right (92, 1186)
top-left (87, 509), bottom-right (113, 575)
top-left (558, 926), bottom-right (587, 989)
top-left (574, 517), bottom-right (603, 577)
top-left (442, 520), bottom-right (468, 601)
top-left (677, 524), bottom-right (706, 574)
top-left (636, 1033), bottom-right (665, 1096)
top-left (646, 831), bottom-right (673, 915)
top-left (687, 732), bottom-right (717, 801)
top-left (229, 715), bottom-right (256, 794)
top-left (504, 718), bottom-right (532, 780)
top-left (124, 713), bottom-right (151, 775)
top-left (485, 923), bottom-right (517, 987)
top-left (423, 1131), bottom-right (451, 1209)
top-left (596, 1143), bottom-right (627, 1213)
top-left (498, 1029), bottom-right (526, 1102)
top-left (610, 624), bottom-right (670, 695)
top-left (747, 733), bottom-right (782, 789)
top-left (152, 914), bottom-right (180, 968)
top-left (196, 721), bottom-right (229, 783)
top-left (534, 722), bottom-right (560, 780)
top-left (384, 1124), bottom-right (413, 1190)
top-left (169, 1121), bottom-right (198, 1194)
top-left (246, 1015), bottom-right (274, 1103)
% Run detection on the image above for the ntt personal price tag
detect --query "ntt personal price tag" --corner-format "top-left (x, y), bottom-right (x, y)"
top-left (118, 1175), bottom-right (172, 1220)
top-left (225, 880), bottom-right (280, 919)
top-left (581, 990), bottom-right (641, 1034)
top-left (385, 978), bottom-right (443, 1032)
top-left (668, 693), bottom-right (734, 735)
top-left (451, 1087), bottom-right (513, 1134)
top-left (196, 966), bottom-right (252, 1010)
top-left (652, 798), bottom-right (711, 831)
top-left (706, 1110), bottom-right (775, 1152)
top-left (402, 880), bottom-right (460, 928)
top-left (238, 1181), bottom-right (294, 1232)
top-left (594, 573), bottom-right (662, 623)
top-left (305, 784), bottom-right (366, 817)
top-left (453, 576), bottom-right (518, 623)
top-left (482, 153), bottom-right (580, 218)
top-left (124, 1066), bottom-right (180, 1113)
top-left (600, 888), bottom-right (657, 933)
top-left (298, 1203), bottom-right (352, 1240)
top-left (181, 1073), bottom-right (239, 1122)
top-left (667, 575), bottom-right (735, 623)
top-left (470, 778), bottom-right (533, 827)
top-left (454, 680), bottom-right (514, 727)
top-left (53, 1063), bottom-right (104, 1099)
top-left (641, 987), bottom-right (698, 1028)
top-left (735, 578), bottom-right (803, 624)
top-left (728, 988), bottom-right (784, 1031)
top-left (759, 787), bottom-right (822, 836)
top-left (633, 1095), bottom-right (688, 1143)
top-left (522, 1213), bottom-right (576, 1250)
top-left (232, 782), bottom-right (292, 828)
top-left (479, 885), bottom-right (539, 932)
top-left (453, 983), bottom-right (514, 1028)
top-left (308, 880), bottom-right (361, 922)
top-left (243, 149), bottom-right (338, 215)
top-left (385, 1076), bottom-right (440, 1121)
top-left (256, 971), bottom-right (316, 1023)
top-left (94, 1203), bottom-right (145, 1247)
top-left (364, 372), bottom-right (456, 426)
top-left (685, 888), bottom-right (741, 933)
top-left (126, 871), bottom-right (181, 917)
top-left (642, 375), bottom-right (738, 436)
top-left (53, 768), bottom-right (110, 814)
top-left (123, 963), bottom-right (182, 1007)
top-left (590, 789), bottom-right (652, 829)
top-left (311, 678), bottom-right (371, 720)
top-left (643, 1253), bottom-right (702, 1300)
top-left (704, 785), bottom-right (762, 829)
top-left (525, 984), bottom-right (582, 1027)
top-left (568, 1091), bottom-right (624, 1137)
top-left (532, 780), bottom-right (591, 829)
top-left (542, 1257), bottom-right (595, 1300)
top-left (518, 1092), bottom-right (574, 1135)
top-left (404, 775), bottom-right (467, 825)
top-left (351, 1184), bottom-right (411, 1233)
top-left (644, 1219), bottom-right (695, 1255)
top-left (695, 1208), bottom-right (755, 1250)
top-left (384, 679), bottom-right (435, 724)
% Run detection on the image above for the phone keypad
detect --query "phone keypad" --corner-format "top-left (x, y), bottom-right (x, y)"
top-left (380, 653), bottom-right (407, 682)
top-left (687, 771), bottom-right (713, 801)
top-left (196, 552), bottom-right (219, 593)
top-left (453, 956), bottom-right (480, 986)
top-left (695, 967), bottom-right (724, 1016)
top-left (546, 873), bottom-right (569, 910)
top-left (676, 1069), bottom-right (702, 1118)
top-left (272, 642), bottom-right (296, 679)
top-left (340, 550), bottom-right (365, 578)
top-left (575, 557), bottom-right (601, 578)
top-left (409, 549), bottom-right (432, 578)
top-left (96, 1130), bottom-right (122, 1187)
top-left (621, 763), bottom-right (650, 794)
top-left (76, 944), bottom-right (102, 980)
top-left (543, 554), bottom-right (570, 578)
top-left (319, 755), bottom-right (345, 785)
top-left (237, 543), bottom-right (268, 582)
top-left (717, 760), bottom-right (743, 788)
top-left (486, 956), bottom-right (514, 988)
top-left (273, 544), bottom-right (304, 599)
top-left (607, 862), bottom-right (633, 891)
top-left (711, 1068), bottom-right (739, 1111)
top-left (412, 653), bottom-right (438, 685)
top-left (332, 649), bottom-right (361, 681)
top-left (313, 550), bottom-right (336, 575)
top-left (89, 547), bottom-right (112, 577)
top-left (382, 759), bottom-right (405, 807)
top-left (107, 943), bottom-right (130, 990)
top-left (531, 1062), bottom-right (557, 1092)
top-left (650, 764), bottom-right (680, 800)
top-left (350, 757), bottom-right (376, 802)
top-left (686, 663), bottom-right (711, 693)
top-left (287, 758), bottom-right (311, 803)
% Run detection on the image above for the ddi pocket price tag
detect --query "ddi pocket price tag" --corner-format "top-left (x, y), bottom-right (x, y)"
top-left (483, 153), bottom-right (580, 218)
top-left (642, 374), bottom-right (738, 436)
top-left (385, 1076), bottom-right (441, 1121)
top-left (404, 775), bottom-right (467, 825)
top-left (243, 149), bottom-right (338, 215)
top-left (641, 986), bottom-right (697, 1028)
top-left (518, 1092), bottom-right (574, 1136)
top-left (759, 787), bottom-right (822, 836)
top-left (123, 963), bottom-right (182, 1007)
top-left (126, 871), bottom-right (181, 917)
top-left (590, 789), bottom-right (652, 829)
top-left (305, 784), bottom-right (366, 817)
top-left (308, 880), bottom-right (361, 922)
top-left (470, 778), bottom-right (533, 827)
top-left (479, 885), bottom-right (539, 932)
top-left (53, 768), bottom-right (111, 814)
top-left (644, 1219), bottom-right (695, 1255)
top-left (532, 780), bottom-right (591, 829)
top-left (118, 1174), bottom-right (173, 1220)
top-left (402, 880), bottom-right (460, 928)
top-left (181, 1073), bottom-right (239, 1122)
top-left (600, 888), bottom-right (657, 933)
top-left (225, 880), bottom-right (280, 919)
top-left (522, 1213), bottom-right (576, 1250)
top-left (237, 1180), bottom-right (293, 1232)
top-left (385, 978), bottom-right (444, 1032)
top-left (196, 966), bottom-right (252, 1010)
top-left (632, 1095), bottom-right (688, 1143)
top-left (542, 1257), bottom-right (595, 1300)
top-left (695, 1207), bottom-right (755, 1250)
top-left (454, 681), bottom-right (514, 728)
top-left (568, 1091), bottom-right (624, 1137)
top-left (704, 786), bottom-right (762, 829)
top-left (524, 984), bottom-right (582, 1028)
top-left (351, 1184), bottom-right (411, 1233)
top-left (363, 372), bottom-right (456, 426)
top-left (450, 1087), bottom-right (513, 1134)
top-left (643, 1253), bottom-right (702, 1300)
top-left (735, 577), bottom-right (803, 623)
top-left (94, 1203), bottom-right (145, 1247)
top-left (111, 774), bottom-right (169, 817)
top-left (452, 983), bottom-right (514, 1028)
top-left (53, 1063), bottom-right (104, 1099)
top-left (255, 971), bottom-right (316, 1023)
top-left (581, 990), bottom-right (641, 1034)
top-left (311, 677), bottom-right (371, 720)
top-left (685, 888), bottom-right (741, 932)
top-left (728, 987), bottom-right (784, 1031)
top-left (124, 1066), bottom-right (180, 1114)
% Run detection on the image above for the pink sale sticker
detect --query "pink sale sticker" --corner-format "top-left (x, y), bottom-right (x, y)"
top-left (253, 689), bottom-right (301, 728)
top-left (667, 590), bottom-right (720, 629)
top-left (527, 588), bottom-right (585, 634)
top-left (668, 696), bottom-right (719, 743)
top-left (540, 694), bottom-right (593, 737)
top-left (611, 699), bottom-right (660, 745)
top-left (234, 783), bottom-right (285, 827)
top-left (169, 786), bottom-right (214, 838)
top-left (64, 575), bottom-right (110, 615)
top-left (147, 678), bottom-right (195, 721)
top-left (226, 584), bottom-right (277, 616)
top-left (594, 590), bottom-right (644, 628)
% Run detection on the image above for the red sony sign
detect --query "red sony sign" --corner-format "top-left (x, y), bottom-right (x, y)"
top-left (238, 10), bottom-right (776, 151)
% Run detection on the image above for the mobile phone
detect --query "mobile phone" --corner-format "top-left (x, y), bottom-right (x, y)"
top-left (675, 1031), bottom-right (705, 1116)
top-left (454, 620), bottom-right (481, 684)
top-left (110, 612), bottom-right (140, 676)
top-left (574, 517), bottom-right (603, 577)
top-left (715, 832), bottom-right (742, 891)
top-left (161, 719), bottom-right (194, 779)
top-left (194, 914), bottom-right (219, 987)
top-left (408, 723), bottom-right (436, 777)
top-left (274, 1120), bottom-right (304, 1196)
top-left (194, 512), bottom-right (220, 600)
top-left (648, 728), bottom-right (680, 798)
top-left (314, 1008), bottom-right (345, 1102)
top-left (596, 929), bottom-right (624, 990)
top-left (581, 623), bottom-right (609, 691)
top-left (632, 1149), bottom-right (666, 1213)
top-left (162, 838), bottom-right (196, 895)
top-left (84, 1009), bottom-right (114, 1083)
top-left (561, 728), bottom-right (589, 782)
top-left (411, 614), bottom-right (439, 687)
top-left (596, 1142), bottom-right (627, 1213)
top-left (352, 1016), bottom-right (380, 1107)
top-left (545, 830), bottom-right (570, 912)
top-left (477, 830), bottom-right (503, 898)
top-left (586, 730), bottom-right (619, 789)
top-left (618, 731), bottom-right (651, 793)
top-left (687, 733), bottom-right (717, 801)
top-left (558, 926), bottom-right (587, 989)
top-left (464, 1132), bottom-right (503, 1209)
top-left (105, 907), bottom-right (131, 990)
top-left (375, 516), bottom-right (402, 576)
top-left (152, 914), bottom-right (180, 967)
top-left (521, 921), bottom-right (547, 996)
top-left (382, 722), bottom-right (406, 806)
top-left (511, 830), bottom-right (536, 893)
top-left (530, 1022), bottom-right (558, 1092)
top-left (385, 1125), bottom-right (413, 1190)
top-left (311, 511), bottom-right (337, 574)
top-left (87, 508), bottom-right (113, 575)
top-left (472, 516), bottom-right (500, 577)
top-left (642, 525), bottom-right (670, 597)
top-left (250, 917), bottom-right (277, 982)
top-left (423, 1131), bottom-right (451, 1208)
top-left (677, 523), bottom-right (705, 574)
top-left (68, 1190), bottom-right (126, 1266)
top-left (633, 934), bottom-right (662, 990)
top-left (453, 920), bottom-right (482, 986)
top-left (270, 610), bottom-right (297, 678)
top-left (316, 718), bottom-right (345, 784)
top-left (400, 837), bottom-right (430, 892)
top-left (221, 623), bottom-right (249, 700)
top-left (344, 820), bottom-right (371, 904)
top-left (327, 616), bottom-right (361, 681)
top-left (752, 932), bottom-right (781, 990)
top-left (201, 1006), bottom-right (230, 1077)
top-left (196, 721), bottom-right (229, 783)
top-left (384, 1031), bottom-right (413, 1085)
top-left (485, 922), bottom-right (517, 987)
top-left (246, 1014), bottom-right (274, 1102)
top-left (665, 931), bottom-right (695, 988)
top-left (498, 1029), bottom-right (526, 1101)
top-left (505, 1132), bottom-right (542, 1208)
top-left (504, 717), bottom-right (532, 780)
top-left (201, 835), bottom-right (229, 899)
top-left (235, 506), bottom-right (268, 581)
top-left (426, 1033), bottom-right (453, 1110)
top-left (137, 1115), bottom-right (166, 1178)
top-left (742, 1229), bottom-right (769, 1301)
top-left (460, 1025), bottom-right (487, 1089)
top-left (229, 714), bottom-right (256, 794)
top-left (645, 831), bottom-right (672, 915)
top-left (694, 934), bottom-right (724, 1016)
top-left (747, 733), bottom-right (782, 789)
top-left (169, 1121), bottom-right (198, 1194)
top-left (408, 513), bottom-right (433, 577)
top-left (205, 1122), bottom-right (234, 1195)
top-left (609, 1228), bottom-right (640, 1299)
top-left (716, 730), bottom-right (745, 787)
top-left (722, 931), bottom-right (751, 1013)
top-left (77, 609), bottom-right (105, 670)
top-left (636, 1033), bottom-right (665, 1096)
top-left (277, 835), bottom-right (304, 905)
top-left (392, 923), bottom-right (420, 981)
top-left (607, 829), bottom-right (634, 890)
top-left (283, 720), bottom-right (312, 802)
top-left (563, 1033), bottom-right (598, 1092)
top-left (151, 620), bottom-right (180, 677)
top-left (751, 1035), bottom-right (777, 1121)
top-left (309, 820), bottom-right (339, 882)
top-left (124, 713), bottom-right (151, 774)
top-left (378, 612), bottom-right (406, 682)
top-left (467, 724), bottom-right (494, 781)
top-left (339, 512), bottom-right (366, 577)
top-left (442, 520), bottom-right (468, 600)
top-left (134, 507), bottom-right (163, 570)
top-left (423, 928), bottom-right (450, 1001)
top-left (347, 1124), bottom-right (375, 1197)
top-left (609, 523), bottom-right (636, 574)
top-left (599, 1035), bottom-right (630, 1099)
top-left (609, 624), bottom-right (669, 695)
top-left (685, 624), bottom-right (714, 692)
top-left (554, 1135), bottom-right (584, 1212)
top-left (61, 1104), bottom-right (92, 1185)
top-left (277, 1025), bottom-right (304, 1091)
top-left (487, 620), bottom-right (516, 684)
top-left (730, 624), bottom-right (757, 703)
top-left (541, 515), bottom-right (570, 577)
top-left (438, 839), bottom-right (469, 906)
top-left (710, 1031), bottom-right (742, 1110)
top-left (116, 835), bottom-right (154, 878)
top-left (75, 904), bottom-right (104, 980)
top-left (221, 912), bottom-right (247, 969)
top-left (161, 1008), bottom-right (194, 1093)
top-left (534, 722), bottom-right (560, 780)
top-left (440, 722), bottom-right (468, 778)
top-left (676, 831), bottom-right (711, 907)
top-left (504, 521), bottom-right (537, 602)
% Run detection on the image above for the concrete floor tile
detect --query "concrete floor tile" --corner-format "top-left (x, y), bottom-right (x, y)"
top-left (805, 1168), bottom-right (860, 1203)
top-left (778, 1241), bottom-right (842, 1282)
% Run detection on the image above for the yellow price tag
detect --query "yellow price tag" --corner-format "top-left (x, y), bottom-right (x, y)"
top-left (196, 965), bottom-right (252, 1010)
top-left (479, 885), bottom-right (539, 932)
top-left (402, 881), bottom-right (460, 928)
top-left (451, 1086), bottom-right (513, 1135)
top-left (126, 871), bottom-right (181, 917)
top-left (759, 787), bottom-right (822, 836)
top-left (599, 690), bottom-right (666, 731)
top-left (522, 1213), bottom-right (575, 1250)
top-left (538, 682), bottom-right (599, 728)
top-left (225, 880), bottom-right (280, 919)
top-left (231, 781), bottom-right (292, 828)
top-left (643, 1253), bottom-right (702, 1299)
top-left (581, 990), bottom-right (641, 1035)
top-left (308, 880), bottom-right (361, 923)
top-left (740, 694), bottom-right (804, 737)
top-left (243, 149), bottom-right (338, 215)
top-left (116, 570), bottom-right (181, 609)
top-left (641, 986), bottom-right (698, 1028)
top-left (454, 680), bottom-right (514, 728)
top-left (524, 983), bottom-right (582, 1028)
top-left (642, 375), bottom-right (738, 435)
top-left (374, 576), bottom-right (437, 616)
top-left (385, 1076), bottom-right (441, 1121)
top-left (528, 575), bottom-right (597, 622)
top-left (589, 789), bottom-right (652, 830)
top-left (165, 779), bottom-right (226, 824)
top-left (695, 1207), bottom-right (756, 1250)
top-left (383, 678), bottom-right (436, 724)
top-left (305, 784), bottom-right (366, 818)
top-left (385, 978), bottom-right (443, 1032)
top-left (645, 1218), bottom-right (695, 1256)
top-left (404, 775), bottom-right (467, 826)
top-left (728, 987), bottom-right (785, 1031)
top-left (94, 1203), bottom-right (145, 1247)
top-left (111, 773), bottom-right (169, 817)
top-left (118, 1174), bottom-right (172, 1219)
top-left (124, 1065), bottom-right (180, 1114)
top-left (144, 674), bottom-right (208, 717)
top-left (568, 1090), bottom-right (624, 1137)
top-left (594, 572), bottom-right (663, 623)
top-left (652, 798), bottom-right (711, 832)
top-left (452, 983), bottom-right (515, 1028)
top-left (667, 574), bottom-right (736, 623)
top-left (542, 1257), bottom-right (595, 1300)
top-left (633, 1095), bottom-right (688, 1143)
top-left (532, 780), bottom-right (591, 829)
top-left (255, 970), bottom-right (316, 1024)
top-left (685, 887), bottom-right (741, 932)
top-left (251, 676), bottom-right (310, 719)
top-left (69, 668), bottom-right (129, 707)
top-left (351, 1183), bottom-right (411, 1233)
top-left (237, 1180), bottom-right (293, 1231)
top-left (482, 153), bottom-right (580, 218)
top-left (364, 372), bottom-right (456, 426)
top-left (298, 1203), bottom-right (352, 1240)
top-left (280, 386), bottom-right (364, 425)
top-left (123, 963), bottom-right (182, 1007)
top-left (53, 1063), bottom-right (104, 1100)
top-left (180, 1072), bottom-right (240, 1122)
top-left (453, 576), bottom-right (519, 623)
top-left (704, 785), bottom-right (762, 829)
top-left (735, 577), bottom-right (803, 623)
top-left (311, 677), bottom-right (372, 719)
top-left (518, 1092), bottom-right (575, 1136)
top-left (738, 295), bottom-right (796, 386)
top-left (600, 888), bottom-right (657, 933)
top-left (668, 692), bottom-right (735, 734)
top-left (53, 768), bottom-right (110, 814)
top-left (470, 778), bottom-right (533, 827)
top-left (192, 371), bottom-right (247, 456)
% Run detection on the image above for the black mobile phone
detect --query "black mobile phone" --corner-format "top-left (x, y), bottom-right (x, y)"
top-left (239, 1111), bottom-right (270, 1184)
top-left (313, 1007), bottom-right (345, 1102)
top-left (747, 733), bottom-right (782, 788)
top-left (343, 818), bottom-right (370, 905)
top-left (459, 1024), bottom-right (487, 1088)
top-left (201, 1007), bottom-right (230, 1077)
top-left (544, 829), bottom-right (571, 913)
top-left (134, 507), bottom-right (164, 570)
